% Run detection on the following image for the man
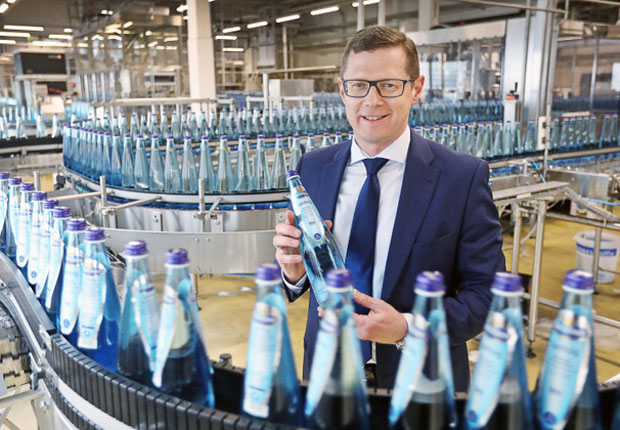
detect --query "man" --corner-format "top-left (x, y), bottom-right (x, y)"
top-left (273, 25), bottom-right (505, 392)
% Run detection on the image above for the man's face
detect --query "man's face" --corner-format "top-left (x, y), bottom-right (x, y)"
top-left (339, 46), bottom-right (424, 155)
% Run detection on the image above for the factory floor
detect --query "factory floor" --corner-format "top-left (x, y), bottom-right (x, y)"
top-left (2, 176), bottom-right (620, 429)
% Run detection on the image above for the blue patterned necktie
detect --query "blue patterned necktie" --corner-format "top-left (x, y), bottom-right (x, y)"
top-left (345, 157), bottom-right (388, 361)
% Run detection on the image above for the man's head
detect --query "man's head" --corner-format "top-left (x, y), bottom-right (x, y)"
top-left (338, 26), bottom-right (424, 156)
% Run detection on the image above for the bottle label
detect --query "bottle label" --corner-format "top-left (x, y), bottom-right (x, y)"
top-left (305, 310), bottom-right (339, 417)
top-left (27, 210), bottom-right (42, 283)
top-left (59, 245), bottom-right (84, 335)
top-left (77, 257), bottom-right (107, 350)
top-left (290, 185), bottom-right (326, 246)
top-left (389, 313), bottom-right (429, 424)
top-left (537, 309), bottom-right (591, 429)
top-left (466, 311), bottom-right (518, 427)
top-left (45, 228), bottom-right (64, 309)
top-left (35, 219), bottom-right (52, 297)
top-left (9, 195), bottom-right (19, 238)
top-left (152, 284), bottom-right (190, 387)
top-left (0, 190), bottom-right (7, 233)
top-left (131, 278), bottom-right (160, 371)
top-left (16, 204), bottom-right (32, 267)
top-left (243, 302), bottom-right (283, 418)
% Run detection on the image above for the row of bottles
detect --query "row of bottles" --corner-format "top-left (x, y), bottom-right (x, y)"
top-left (62, 127), bottom-right (347, 193)
top-left (409, 100), bottom-right (503, 127)
top-left (0, 111), bottom-right (61, 140)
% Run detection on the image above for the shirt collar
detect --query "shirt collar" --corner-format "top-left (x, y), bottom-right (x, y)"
top-left (350, 126), bottom-right (410, 165)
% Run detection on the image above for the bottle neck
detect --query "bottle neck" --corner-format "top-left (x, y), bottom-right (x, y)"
top-left (255, 279), bottom-right (280, 300)
top-left (165, 264), bottom-right (190, 287)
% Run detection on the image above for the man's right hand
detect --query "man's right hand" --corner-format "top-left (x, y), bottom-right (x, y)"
top-left (274, 210), bottom-right (306, 284)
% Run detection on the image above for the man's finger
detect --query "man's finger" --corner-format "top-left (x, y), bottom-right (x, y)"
top-left (325, 220), bottom-right (333, 230)
top-left (275, 222), bottom-right (301, 238)
top-left (353, 288), bottom-right (383, 311)
top-left (317, 306), bottom-right (324, 317)
top-left (275, 250), bottom-right (303, 264)
top-left (273, 235), bottom-right (300, 249)
top-left (285, 210), bottom-right (297, 225)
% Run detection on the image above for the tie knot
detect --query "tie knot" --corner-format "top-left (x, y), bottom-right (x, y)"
top-left (362, 158), bottom-right (388, 176)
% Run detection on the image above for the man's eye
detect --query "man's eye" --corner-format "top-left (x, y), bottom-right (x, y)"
top-left (351, 82), bottom-right (365, 89)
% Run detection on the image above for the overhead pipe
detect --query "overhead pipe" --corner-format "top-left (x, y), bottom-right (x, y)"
top-left (450, 0), bottom-right (566, 14)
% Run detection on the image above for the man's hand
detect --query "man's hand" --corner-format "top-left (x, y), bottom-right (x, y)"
top-left (352, 289), bottom-right (408, 344)
top-left (274, 210), bottom-right (332, 284)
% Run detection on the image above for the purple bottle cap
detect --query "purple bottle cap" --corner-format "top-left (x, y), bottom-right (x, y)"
top-left (113, 133), bottom-right (120, 137)
top-left (326, 269), bottom-right (353, 289)
top-left (563, 269), bottom-right (594, 291)
top-left (276, 134), bottom-right (283, 139)
top-left (336, 132), bottom-right (342, 136)
top-left (124, 133), bottom-right (131, 138)
top-left (32, 191), bottom-right (48, 201)
top-left (257, 134), bottom-right (264, 139)
top-left (52, 206), bottom-right (71, 219)
top-left (201, 135), bottom-right (209, 140)
top-left (239, 135), bottom-right (246, 139)
top-left (414, 271), bottom-right (445, 294)
top-left (308, 133), bottom-right (314, 137)
top-left (152, 134), bottom-right (159, 139)
top-left (85, 226), bottom-right (105, 241)
top-left (255, 263), bottom-right (280, 282)
top-left (19, 182), bottom-right (34, 192)
top-left (184, 135), bottom-right (191, 140)
top-left (165, 248), bottom-right (189, 265)
top-left (323, 132), bottom-right (330, 136)
top-left (125, 240), bottom-right (148, 256)
top-left (42, 199), bottom-right (58, 210)
top-left (105, 131), bottom-right (111, 136)
top-left (0, 172), bottom-right (9, 180)
top-left (67, 218), bottom-right (86, 231)
top-left (286, 170), bottom-right (299, 180)
top-left (492, 272), bottom-right (522, 293)
top-left (167, 135), bottom-right (174, 140)
top-left (220, 135), bottom-right (228, 140)
top-left (293, 133), bottom-right (300, 138)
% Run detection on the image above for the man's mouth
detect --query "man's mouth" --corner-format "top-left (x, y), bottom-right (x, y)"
top-left (362, 114), bottom-right (389, 121)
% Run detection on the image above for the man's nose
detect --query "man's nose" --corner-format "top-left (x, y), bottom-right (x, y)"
top-left (364, 84), bottom-right (384, 105)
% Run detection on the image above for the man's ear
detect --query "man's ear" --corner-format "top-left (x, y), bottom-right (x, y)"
top-left (411, 76), bottom-right (425, 104)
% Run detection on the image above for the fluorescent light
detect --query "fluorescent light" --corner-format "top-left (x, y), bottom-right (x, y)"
top-left (215, 35), bottom-right (237, 40)
top-left (352, 0), bottom-right (380, 6)
top-left (32, 41), bottom-right (69, 47)
top-left (311, 6), bottom-right (339, 15)
top-left (49, 34), bottom-right (72, 40)
top-left (223, 47), bottom-right (244, 52)
top-left (247, 21), bottom-right (268, 29)
top-left (4, 25), bottom-right (44, 31)
top-left (165, 46), bottom-right (177, 50)
top-left (145, 30), bottom-right (152, 36)
top-left (108, 35), bottom-right (121, 40)
top-left (183, 15), bottom-right (188, 20)
top-left (177, 4), bottom-right (188, 12)
top-left (276, 14), bottom-right (300, 23)
top-left (123, 21), bottom-right (133, 28)
top-left (6, 0), bottom-right (14, 3)
top-left (107, 10), bottom-right (113, 15)
top-left (148, 41), bottom-right (157, 47)
top-left (163, 36), bottom-right (178, 42)
top-left (0, 31), bottom-right (30, 37)
top-left (100, 9), bottom-right (108, 15)
top-left (64, 28), bottom-right (73, 33)
top-left (92, 34), bottom-right (104, 40)
top-left (77, 42), bottom-right (88, 48)
top-left (156, 45), bottom-right (165, 50)
top-left (222, 26), bottom-right (241, 33)
top-left (0, 39), bottom-right (16, 44)
top-left (0, 5), bottom-right (11, 14)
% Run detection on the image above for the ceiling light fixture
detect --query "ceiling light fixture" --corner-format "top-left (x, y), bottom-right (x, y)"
top-left (4, 25), bottom-right (44, 31)
top-left (100, 9), bottom-right (108, 15)
top-left (77, 42), bottom-right (88, 48)
top-left (215, 35), bottom-right (237, 40)
top-left (145, 30), bottom-right (153, 36)
top-left (108, 35), bottom-right (121, 40)
top-left (310, 6), bottom-right (339, 15)
top-left (176, 4), bottom-right (188, 12)
top-left (64, 28), bottom-right (73, 33)
top-left (163, 36), bottom-right (178, 42)
top-left (247, 21), bottom-right (268, 29)
top-left (148, 41), bottom-right (157, 47)
top-left (352, 0), bottom-right (380, 6)
top-left (0, 4), bottom-right (10, 14)
top-left (49, 34), bottom-right (72, 40)
top-left (92, 34), bottom-right (104, 40)
top-left (0, 39), bottom-right (16, 44)
top-left (222, 26), bottom-right (241, 33)
top-left (0, 31), bottom-right (30, 37)
top-left (223, 47), bottom-right (244, 52)
top-left (275, 14), bottom-right (300, 23)
top-left (6, 0), bottom-right (14, 3)
top-left (123, 21), bottom-right (133, 28)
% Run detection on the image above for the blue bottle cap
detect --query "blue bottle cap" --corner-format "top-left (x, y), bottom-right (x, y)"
top-left (276, 134), bottom-right (283, 139)
top-left (32, 191), bottom-right (48, 201)
top-left (85, 226), bottom-right (105, 241)
top-left (414, 271), bottom-right (445, 293)
top-left (0, 172), bottom-right (9, 180)
top-left (563, 269), bottom-right (594, 291)
top-left (167, 135), bottom-right (174, 140)
top-left (491, 272), bottom-right (522, 293)
top-left (165, 248), bottom-right (189, 265)
top-left (42, 199), bottom-right (58, 210)
top-left (184, 135), bottom-right (191, 140)
top-left (124, 133), bottom-right (131, 138)
top-left (220, 135), bottom-right (228, 140)
top-left (336, 132), bottom-right (342, 135)
top-left (308, 133), bottom-right (314, 137)
top-left (125, 240), bottom-right (148, 256)
top-left (151, 134), bottom-right (159, 139)
top-left (255, 263), bottom-right (280, 282)
top-left (239, 134), bottom-right (246, 139)
top-left (323, 132), bottom-right (330, 136)
top-left (326, 269), bottom-right (352, 289)
top-left (286, 170), bottom-right (299, 179)
top-left (113, 133), bottom-right (120, 137)
top-left (257, 134), bottom-right (264, 139)
top-left (19, 182), bottom-right (34, 192)
top-left (201, 135), bottom-right (208, 140)
top-left (52, 206), bottom-right (71, 219)
top-left (67, 218), bottom-right (86, 231)
top-left (293, 133), bottom-right (300, 138)
top-left (105, 132), bottom-right (111, 136)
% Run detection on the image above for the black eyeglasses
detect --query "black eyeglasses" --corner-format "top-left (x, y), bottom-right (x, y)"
top-left (342, 79), bottom-right (416, 98)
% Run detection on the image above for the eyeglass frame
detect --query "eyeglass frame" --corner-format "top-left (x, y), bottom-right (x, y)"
top-left (341, 78), bottom-right (418, 98)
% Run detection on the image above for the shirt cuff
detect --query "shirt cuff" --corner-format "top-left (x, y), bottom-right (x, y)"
top-left (401, 312), bottom-right (414, 340)
top-left (282, 272), bottom-right (308, 292)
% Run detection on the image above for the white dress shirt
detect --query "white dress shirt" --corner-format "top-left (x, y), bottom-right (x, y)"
top-left (284, 127), bottom-right (414, 357)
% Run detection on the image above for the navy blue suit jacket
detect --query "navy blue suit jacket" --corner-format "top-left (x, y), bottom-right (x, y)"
top-left (284, 128), bottom-right (505, 392)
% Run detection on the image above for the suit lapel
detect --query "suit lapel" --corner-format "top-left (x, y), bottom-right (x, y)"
top-left (382, 130), bottom-right (440, 301)
top-left (315, 141), bottom-right (350, 222)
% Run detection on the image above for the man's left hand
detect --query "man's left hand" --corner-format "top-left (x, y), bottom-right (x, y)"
top-left (352, 289), bottom-right (407, 344)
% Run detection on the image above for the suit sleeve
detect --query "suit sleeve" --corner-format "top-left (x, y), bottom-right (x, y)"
top-left (443, 159), bottom-right (505, 345)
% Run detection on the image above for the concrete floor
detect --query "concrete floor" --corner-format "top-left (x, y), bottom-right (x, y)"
top-left (2, 175), bottom-right (619, 429)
